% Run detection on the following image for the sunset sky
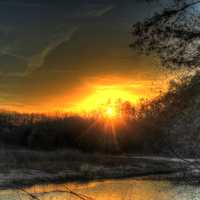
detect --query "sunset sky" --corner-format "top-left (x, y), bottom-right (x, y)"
top-left (0, 0), bottom-right (171, 113)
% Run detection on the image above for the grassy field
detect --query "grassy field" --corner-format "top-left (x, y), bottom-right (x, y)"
top-left (0, 147), bottom-right (194, 189)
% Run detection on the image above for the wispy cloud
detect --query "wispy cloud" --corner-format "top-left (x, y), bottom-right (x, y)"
top-left (0, 26), bottom-right (79, 77)
top-left (26, 26), bottom-right (79, 74)
top-left (87, 5), bottom-right (115, 17)
top-left (0, 2), bottom-right (114, 78)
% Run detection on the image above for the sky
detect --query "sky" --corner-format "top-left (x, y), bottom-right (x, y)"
top-left (0, 0), bottom-right (171, 113)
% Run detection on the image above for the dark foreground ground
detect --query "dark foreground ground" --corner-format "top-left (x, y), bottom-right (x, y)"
top-left (0, 148), bottom-right (199, 189)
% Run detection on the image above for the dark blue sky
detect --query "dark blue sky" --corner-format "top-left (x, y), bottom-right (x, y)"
top-left (0, 0), bottom-right (167, 112)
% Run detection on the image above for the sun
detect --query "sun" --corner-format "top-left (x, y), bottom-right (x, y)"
top-left (105, 107), bottom-right (116, 118)
top-left (72, 86), bottom-right (138, 114)
top-left (66, 82), bottom-right (147, 120)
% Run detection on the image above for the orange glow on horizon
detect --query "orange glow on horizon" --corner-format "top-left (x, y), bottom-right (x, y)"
top-left (1, 74), bottom-right (171, 114)
top-left (69, 72), bottom-right (178, 117)
top-left (68, 86), bottom-right (139, 116)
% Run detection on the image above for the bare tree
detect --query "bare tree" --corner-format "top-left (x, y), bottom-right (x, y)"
top-left (131, 0), bottom-right (200, 68)
top-left (131, 1), bottom-right (200, 180)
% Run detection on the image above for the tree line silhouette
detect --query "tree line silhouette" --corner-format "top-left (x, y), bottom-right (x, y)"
top-left (0, 72), bottom-right (199, 156)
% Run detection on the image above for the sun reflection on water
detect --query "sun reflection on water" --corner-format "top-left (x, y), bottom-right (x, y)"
top-left (3, 179), bottom-right (184, 200)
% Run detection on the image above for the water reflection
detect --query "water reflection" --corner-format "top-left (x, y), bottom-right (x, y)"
top-left (1, 179), bottom-right (200, 200)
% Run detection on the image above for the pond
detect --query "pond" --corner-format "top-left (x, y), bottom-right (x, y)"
top-left (0, 179), bottom-right (200, 200)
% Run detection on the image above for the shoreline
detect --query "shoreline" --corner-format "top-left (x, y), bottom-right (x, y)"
top-left (0, 165), bottom-right (195, 189)
top-left (0, 148), bottom-right (198, 189)
top-left (0, 170), bottom-right (185, 190)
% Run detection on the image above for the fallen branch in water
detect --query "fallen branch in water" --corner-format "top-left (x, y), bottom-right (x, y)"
top-left (17, 184), bottom-right (95, 200)
top-left (18, 188), bottom-right (41, 200)
top-left (64, 184), bottom-right (95, 200)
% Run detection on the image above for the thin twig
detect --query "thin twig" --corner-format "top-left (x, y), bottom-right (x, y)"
top-left (19, 189), bottom-right (41, 200)
top-left (64, 185), bottom-right (95, 200)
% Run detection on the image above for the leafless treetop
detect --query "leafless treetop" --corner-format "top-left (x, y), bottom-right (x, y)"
top-left (131, 0), bottom-right (200, 68)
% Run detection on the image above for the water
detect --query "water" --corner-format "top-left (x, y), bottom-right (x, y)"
top-left (0, 179), bottom-right (200, 200)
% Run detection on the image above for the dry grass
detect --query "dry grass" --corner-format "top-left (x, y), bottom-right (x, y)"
top-left (0, 147), bottom-right (188, 189)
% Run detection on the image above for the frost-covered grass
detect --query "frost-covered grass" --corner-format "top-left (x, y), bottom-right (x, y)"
top-left (0, 148), bottom-right (191, 188)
